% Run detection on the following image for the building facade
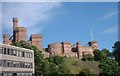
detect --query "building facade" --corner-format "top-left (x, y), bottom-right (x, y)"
top-left (3, 17), bottom-right (98, 58)
top-left (0, 43), bottom-right (34, 76)
top-left (47, 41), bottom-right (98, 58)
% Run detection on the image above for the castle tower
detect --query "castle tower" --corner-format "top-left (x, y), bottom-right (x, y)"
top-left (30, 34), bottom-right (42, 50)
top-left (13, 17), bottom-right (18, 30)
top-left (76, 42), bottom-right (82, 58)
top-left (14, 27), bottom-right (26, 42)
top-left (48, 43), bottom-right (62, 56)
top-left (62, 42), bottom-right (71, 57)
top-left (12, 17), bottom-right (27, 42)
top-left (3, 34), bottom-right (12, 44)
top-left (88, 41), bottom-right (98, 50)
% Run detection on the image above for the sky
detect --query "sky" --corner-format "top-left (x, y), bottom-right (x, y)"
top-left (1, 2), bottom-right (118, 51)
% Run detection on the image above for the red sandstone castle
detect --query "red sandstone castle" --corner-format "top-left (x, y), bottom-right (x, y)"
top-left (3, 17), bottom-right (98, 58)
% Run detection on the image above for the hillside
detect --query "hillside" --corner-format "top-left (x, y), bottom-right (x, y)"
top-left (63, 57), bottom-right (100, 74)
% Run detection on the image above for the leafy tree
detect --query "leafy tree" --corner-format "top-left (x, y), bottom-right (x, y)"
top-left (77, 68), bottom-right (91, 76)
top-left (93, 49), bottom-right (110, 61)
top-left (99, 58), bottom-right (120, 76)
top-left (47, 55), bottom-right (65, 65)
top-left (93, 49), bottom-right (102, 61)
top-left (112, 41), bottom-right (120, 65)
top-left (82, 54), bottom-right (94, 61)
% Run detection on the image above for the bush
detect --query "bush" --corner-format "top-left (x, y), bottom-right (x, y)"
top-left (82, 54), bottom-right (94, 61)
top-left (47, 55), bottom-right (65, 65)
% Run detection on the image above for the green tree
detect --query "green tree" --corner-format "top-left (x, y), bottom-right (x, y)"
top-left (82, 54), bottom-right (94, 61)
top-left (112, 41), bottom-right (120, 65)
top-left (99, 58), bottom-right (120, 76)
top-left (47, 55), bottom-right (65, 65)
top-left (93, 49), bottom-right (102, 61)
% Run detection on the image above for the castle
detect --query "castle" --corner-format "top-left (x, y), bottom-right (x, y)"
top-left (3, 17), bottom-right (98, 58)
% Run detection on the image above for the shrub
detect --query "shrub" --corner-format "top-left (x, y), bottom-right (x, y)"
top-left (82, 54), bottom-right (94, 61)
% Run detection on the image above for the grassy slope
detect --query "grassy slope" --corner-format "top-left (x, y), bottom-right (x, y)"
top-left (63, 57), bottom-right (100, 74)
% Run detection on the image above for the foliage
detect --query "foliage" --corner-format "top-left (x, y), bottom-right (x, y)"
top-left (77, 68), bottom-right (91, 76)
top-left (99, 58), bottom-right (120, 76)
top-left (47, 55), bottom-right (65, 65)
top-left (93, 49), bottom-right (102, 61)
top-left (112, 41), bottom-right (120, 65)
top-left (93, 48), bottom-right (111, 61)
top-left (82, 54), bottom-right (94, 61)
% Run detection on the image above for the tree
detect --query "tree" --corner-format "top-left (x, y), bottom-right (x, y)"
top-left (82, 54), bottom-right (94, 61)
top-left (112, 41), bottom-right (120, 65)
top-left (47, 55), bottom-right (65, 65)
top-left (99, 58), bottom-right (120, 76)
top-left (93, 49), bottom-right (110, 61)
top-left (93, 49), bottom-right (102, 61)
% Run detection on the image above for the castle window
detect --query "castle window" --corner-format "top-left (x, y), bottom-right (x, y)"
top-left (36, 41), bottom-right (40, 44)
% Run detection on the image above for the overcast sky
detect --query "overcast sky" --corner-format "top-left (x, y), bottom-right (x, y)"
top-left (1, 2), bottom-right (118, 51)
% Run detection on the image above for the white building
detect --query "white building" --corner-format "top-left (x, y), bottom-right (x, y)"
top-left (0, 43), bottom-right (34, 76)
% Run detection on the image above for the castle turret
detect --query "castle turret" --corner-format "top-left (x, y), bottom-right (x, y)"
top-left (13, 17), bottom-right (18, 30)
top-left (48, 43), bottom-right (62, 56)
top-left (30, 34), bottom-right (42, 50)
top-left (88, 41), bottom-right (98, 50)
top-left (62, 42), bottom-right (71, 57)
top-left (76, 42), bottom-right (82, 58)
top-left (14, 27), bottom-right (26, 42)
top-left (3, 34), bottom-right (12, 44)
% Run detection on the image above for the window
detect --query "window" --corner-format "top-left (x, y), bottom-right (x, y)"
top-left (36, 41), bottom-right (40, 44)
top-left (30, 63), bottom-right (33, 68)
top-left (25, 63), bottom-right (27, 68)
top-left (4, 48), bottom-right (7, 54)
top-left (13, 50), bottom-right (16, 56)
top-left (7, 48), bottom-right (10, 55)
top-left (6, 61), bottom-right (10, 67)
top-left (19, 51), bottom-right (22, 57)
top-left (0, 47), bottom-right (2, 54)
top-left (0, 60), bottom-right (1, 66)
top-left (16, 62), bottom-right (19, 67)
top-left (3, 60), bottom-right (6, 67)
top-left (11, 49), bottom-right (13, 55)
top-left (13, 62), bottom-right (16, 67)
top-left (22, 52), bottom-right (25, 57)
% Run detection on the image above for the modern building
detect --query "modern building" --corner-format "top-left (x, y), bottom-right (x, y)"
top-left (0, 43), bottom-right (34, 76)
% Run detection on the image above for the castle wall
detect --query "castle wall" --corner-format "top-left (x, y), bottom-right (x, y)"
top-left (62, 42), bottom-right (71, 57)
top-left (48, 43), bottom-right (63, 56)
top-left (3, 34), bottom-right (12, 45)
top-left (30, 34), bottom-right (42, 50)
top-left (14, 27), bottom-right (26, 42)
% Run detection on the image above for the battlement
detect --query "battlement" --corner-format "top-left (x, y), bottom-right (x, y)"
top-left (3, 34), bottom-right (12, 44)
top-left (13, 17), bottom-right (18, 22)
top-left (30, 34), bottom-right (42, 39)
top-left (30, 34), bottom-right (42, 50)
top-left (3, 34), bottom-right (10, 38)
top-left (61, 42), bottom-right (71, 45)
top-left (15, 27), bottom-right (26, 32)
